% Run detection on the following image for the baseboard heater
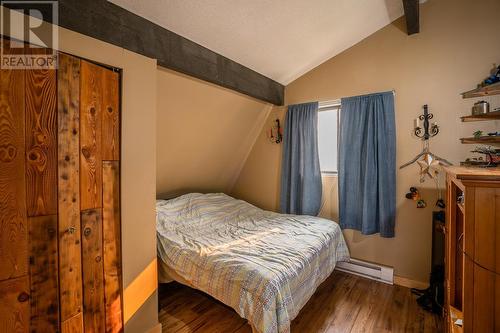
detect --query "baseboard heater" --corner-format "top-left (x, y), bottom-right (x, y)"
top-left (335, 258), bottom-right (394, 285)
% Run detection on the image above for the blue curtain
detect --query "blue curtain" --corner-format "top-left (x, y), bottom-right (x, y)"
top-left (280, 102), bottom-right (322, 216)
top-left (339, 92), bottom-right (396, 237)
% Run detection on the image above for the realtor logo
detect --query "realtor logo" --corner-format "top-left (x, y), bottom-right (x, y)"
top-left (1, 1), bottom-right (58, 69)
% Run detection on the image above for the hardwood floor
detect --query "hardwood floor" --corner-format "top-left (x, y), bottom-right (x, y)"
top-left (158, 271), bottom-right (443, 333)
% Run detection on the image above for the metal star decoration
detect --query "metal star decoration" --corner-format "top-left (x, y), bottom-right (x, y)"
top-left (417, 153), bottom-right (441, 182)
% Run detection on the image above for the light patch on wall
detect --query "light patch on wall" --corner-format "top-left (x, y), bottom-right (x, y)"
top-left (123, 258), bottom-right (158, 324)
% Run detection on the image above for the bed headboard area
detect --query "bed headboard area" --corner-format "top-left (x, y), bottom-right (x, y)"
top-left (156, 190), bottom-right (222, 200)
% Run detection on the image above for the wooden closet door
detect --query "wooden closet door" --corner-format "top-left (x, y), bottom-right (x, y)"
top-left (0, 46), bottom-right (122, 333)
top-left (80, 60), bottom-right (122, 333)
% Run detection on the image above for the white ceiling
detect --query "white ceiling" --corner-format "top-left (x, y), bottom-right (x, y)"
top-left (108, 0), bottom-right (405, 85)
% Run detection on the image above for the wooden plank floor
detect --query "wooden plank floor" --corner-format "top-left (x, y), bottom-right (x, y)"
top-left (158, 271), bottom-right (443, 333)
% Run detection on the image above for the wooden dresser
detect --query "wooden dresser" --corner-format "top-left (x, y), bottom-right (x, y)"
top-left (444, 166), bottom-right (500, 333)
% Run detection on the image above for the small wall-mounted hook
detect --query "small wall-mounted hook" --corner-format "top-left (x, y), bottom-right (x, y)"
top-left (267, 117), bottom-right (284, 144)
top-left (275, 119), bottom-right (282, 144)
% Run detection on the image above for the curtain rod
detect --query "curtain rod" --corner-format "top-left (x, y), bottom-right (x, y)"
top-left (318, 99), bottom-right (341, 108)
top-left (318, 89), bottom-right (396, 109)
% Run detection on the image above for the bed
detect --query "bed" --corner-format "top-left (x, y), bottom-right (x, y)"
top-left (156, 193), bottom-right (349, 333)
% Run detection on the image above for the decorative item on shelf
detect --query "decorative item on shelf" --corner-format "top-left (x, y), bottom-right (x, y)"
top-left (267, 119), bottom-right (282, 144)
top-left (461, 145), bottom-right (500, 167)
top-left (472, 100), bottom-right (490, 115)
top-left (401, 104), bottom-right (451, 183)
top-left (479, 64), bottom-right (500, 87)
top-left (488, 131), bottom-right (500, 137)
top-left (473, 130), bottom-right (483, 139)
top-left (462, 156), bottom-right (486, 166)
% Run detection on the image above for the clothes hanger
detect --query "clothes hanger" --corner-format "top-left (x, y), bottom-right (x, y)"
top-left (400, 141), bottom-right (451, 169)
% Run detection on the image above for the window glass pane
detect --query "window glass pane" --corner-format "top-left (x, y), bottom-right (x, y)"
top-left (318, 109), bottom-right (338, 172)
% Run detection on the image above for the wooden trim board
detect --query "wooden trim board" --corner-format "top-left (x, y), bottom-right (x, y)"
top-left (394, 275), bottom-right (429, 290)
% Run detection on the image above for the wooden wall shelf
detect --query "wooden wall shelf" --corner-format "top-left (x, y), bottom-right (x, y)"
top-left (460, 136), bottom-right (500, 144)
top-left (461, 110), bottom-right (500, 122)
top-left (461, 81), bottom-right (500, 99)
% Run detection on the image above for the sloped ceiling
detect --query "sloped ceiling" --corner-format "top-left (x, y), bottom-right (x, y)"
top-left (108, 0), bottom-right (405, 85)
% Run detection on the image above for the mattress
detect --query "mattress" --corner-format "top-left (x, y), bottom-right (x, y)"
top-left (156, 193), bottom-right (349, 333)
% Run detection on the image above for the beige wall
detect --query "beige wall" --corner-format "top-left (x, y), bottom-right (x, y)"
top-left (156, 68), bottom-right (272, 196)
top-left (233, 0), bottom-right (500, 283)
top-left (232, 105), bottom-right (285, 210)
top-left (2, 6), bottom-right (159, 332)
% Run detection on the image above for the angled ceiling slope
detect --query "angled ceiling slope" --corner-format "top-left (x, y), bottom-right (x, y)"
top-left (108, 0), bottom-right (407, 85)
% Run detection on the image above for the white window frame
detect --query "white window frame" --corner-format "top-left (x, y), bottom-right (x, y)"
top-left (318, 100), bottom-right (341, 175)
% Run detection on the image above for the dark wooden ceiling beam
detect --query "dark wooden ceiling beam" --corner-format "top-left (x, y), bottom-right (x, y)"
top-left (402, 0), bottom-right (420, 35)
top-left (5, 0), bottom-right (284, 105)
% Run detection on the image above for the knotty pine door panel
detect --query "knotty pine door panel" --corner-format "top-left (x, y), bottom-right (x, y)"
top-left (25, 68), bottom-right (57, 217)
top-left (58, 53), bottom-right (84, 329)
top-left (80, 61), bottom-right (103, 211)
top-left (28, 214), bottom-right (59, 332)
top-left (0, 276), bottom-right (30, 332)
top-left (0, 45), bottom-right (122, 333)
top-left (26, 67), bottom-right (60, 333)
top-left (79, 59), bottom-right (122, 333)
top-left (0, 65), bottom-right (29, 333)
top-left (103, 161), bottom-right (122, 333)
top-left (102, 71), bottom-right (120, 161)
top-left (81, 208), bottom-right (105, 333)
top-left (0, 67), bottom-right (28, 282)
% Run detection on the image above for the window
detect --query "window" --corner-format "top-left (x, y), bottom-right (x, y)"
top-left (317, 105), bottom-right (340, 173)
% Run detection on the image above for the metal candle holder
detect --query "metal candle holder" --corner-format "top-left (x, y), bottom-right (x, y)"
top-left (414, 104), bottom-right (439, 140)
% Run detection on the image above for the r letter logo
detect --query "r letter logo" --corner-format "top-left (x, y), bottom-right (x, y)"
top-left (1, 1), bottom-right (58, 69)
